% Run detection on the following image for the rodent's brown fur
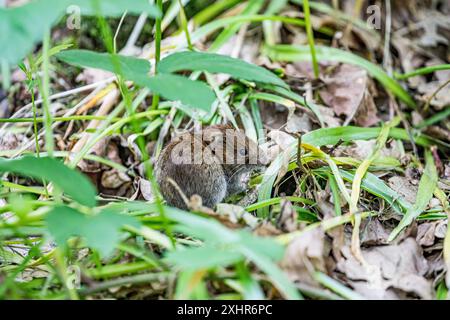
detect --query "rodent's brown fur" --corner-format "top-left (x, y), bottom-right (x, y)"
top-left (155, 125), bottom-right (268, 210)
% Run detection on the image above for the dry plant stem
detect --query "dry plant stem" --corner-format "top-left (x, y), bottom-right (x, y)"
top-left (76, 83), bottom-right (117, 115)
top-left (424, 79), bottom-right (450, 113)
top-left (125, 13), bottom-right (148, 50)
top-left (69, 89), bottom-right (120, 156)
top-left (389, 94), bottom-right (419, 159)
top-left (342, 0), bottom-right (363, 43)
top-left (0, 77), bottom-right (115, 131)
top-left (231, 23), bottom-right (249, 58)
top-left (383, 0), bottom-right (393, 74)
top-left (114, 11), bottom-right (128, 53)
top-left (0, 78), bottom-right (115, 157)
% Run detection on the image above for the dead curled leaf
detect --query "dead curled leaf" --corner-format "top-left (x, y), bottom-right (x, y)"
top-left (388, 176), bottom-right (419, 203)
top-left (416, 221), bottom-right (448, 247)
top-left (280, 228), bottom-right (328, 286)
top-left (319, 64), bottom-right (380, 127)
top-left (285, 112), bottom-right (312, 134)
top-left (101, 169), bottom-right (131, 189)
top-left (336, 238), bottom-right (433, 299)
top-left (276, 199), bottom-right (298, 232)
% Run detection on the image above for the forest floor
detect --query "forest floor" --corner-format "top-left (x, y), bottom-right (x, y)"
top-left (0, 0), bottom-right (449, 300)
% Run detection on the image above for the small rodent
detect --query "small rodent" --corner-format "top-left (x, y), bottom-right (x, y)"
top-left (155, 124), bottom-right (269, 210)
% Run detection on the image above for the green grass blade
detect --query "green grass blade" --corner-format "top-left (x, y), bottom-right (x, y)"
top-left (264, 44), bottom-right (416, 108)
top-left (388, 150), bottom-right (438, 241)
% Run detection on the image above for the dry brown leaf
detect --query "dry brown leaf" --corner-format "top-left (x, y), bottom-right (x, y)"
top-left (281, 228), bottom-right (328, 286)
top-left (337, 238), bottom-right (432, 299)
top-left (285, 112), bottom-right (312, 134)
top-left (101, 169), bottom-right (131, 189)
top-left (276, 199), bottom-right (298, 232)
top-left (388, 176), bottom-right (419, 203)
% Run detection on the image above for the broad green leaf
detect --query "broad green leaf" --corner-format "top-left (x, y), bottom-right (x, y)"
top-left (264, 44), bottom-right (416, 108)
top-left (158, 51), bottom-right (288, 88)
top-left (74, 0), bottom-right (161, 18)
top-left (56, 50), bottom-right (151, 79)
top-left (238, 245), bottom-right (302, 300)
top-left (388, 150), bottom-right (438, 241)
top-left (0, 0), bottom-right (69, 66)
top-left (57, 50), bottom-right (216, 111)
top-left (46, 205), bottom-right (140, 257)
top-left (105, 201), bottom-right (293, 297)
top-left (0, 156), bottom-right (96, 207)
top-left (136, 74), bottom-right (216, 112)
top-left (165, 245), bottom-right (243, 269)
top-left (0, 0), bottom-right (160, 67)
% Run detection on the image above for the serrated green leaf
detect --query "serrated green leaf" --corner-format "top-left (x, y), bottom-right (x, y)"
top-left (0, 156), bottom-right (97, 207)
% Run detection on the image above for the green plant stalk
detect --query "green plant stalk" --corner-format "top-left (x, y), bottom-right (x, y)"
top-left (54, 248), bottom-right (79, 300)
top-left (416, 107), bottom-right (450, 129)
top-left (79, 272), bottom-right (172, 296)
top-left (0, 115), bottom-right (125, 123)
top-left (245, 196), bottom-right (314, 212)
top-left (313, 272), bottom-right (364, 300)
top-left (1, 180), bottom-right (49, 197)
top-left (249, 98), bottom-right (265, 143)
top-left (395, 64), bottom-right (450, 80)
top-left (193, 0), bottom-right (241, 26)
top-left (302, 0), bottom-right (319, 78)
top-left (85, 261), bottom-right (158, 279)
top-left (349, 117), bottom-right (400, 213)
top-left (39, 31), bottom-right (54, 157)
top-left (24, 55), bottom-right (41, 156)
top-left (69, 110), bottom-right (167, 167)
top-left (151, 0), bottom-right (163, 110)
top-left (93, 0), bottom-right (174, 248)
top-left (275, 211), bottom-right (377, 245)
top-left (327, 173), bottom-right (342, 216)
top-left (208, 0), bottom-right (264, 52)
top-left (178, 0), bottom-right (193, 50)
top-left (190, 15), bottom-right (334, 47)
